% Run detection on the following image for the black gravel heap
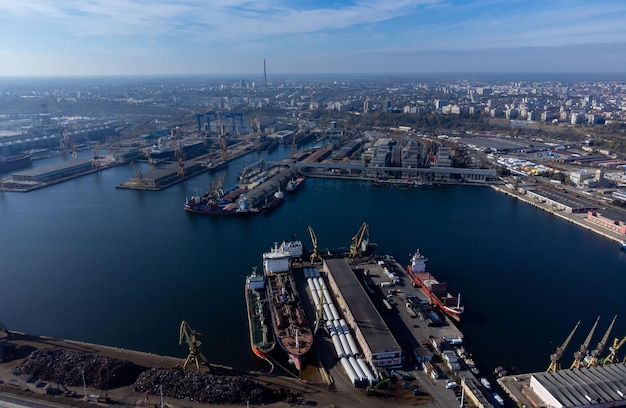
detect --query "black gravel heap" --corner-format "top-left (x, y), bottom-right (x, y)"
top-left (12, 349), bottom-right (145, 389)
top-left (133, 368), bottom-right (281, 405)
top-left (0, 341), bottom-right (35, 363)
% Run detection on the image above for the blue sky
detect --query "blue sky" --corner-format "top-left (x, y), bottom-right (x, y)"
top-left (1, 0), bottom-right (625, 76)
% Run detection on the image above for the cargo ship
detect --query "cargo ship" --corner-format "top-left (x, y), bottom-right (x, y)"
top-left (407, 249), bottom-right (464, 322)
top-left (245, 267), bottom-right (275, 358)
top-left (263, 241), bottom-right (313, 371)
top-left (0, 153), bottom-right (32, 173)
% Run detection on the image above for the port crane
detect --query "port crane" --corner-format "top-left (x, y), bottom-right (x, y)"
top-left (129, 161), bottom-right (143, 184)
top-left (349, 222), bottom-right (371, 258)
top-left (547, 320), bottom-right (580, 372)
top-left (586, 315), bottom-right (617, 368)
top-left (178, 320), bottom-right (208, 371)
top-left (307, 225), bottom-right (322, 264)
top-left (604, 335), bottom-right (626, 365)
top-left (570, 316), bottom-right (600, 370)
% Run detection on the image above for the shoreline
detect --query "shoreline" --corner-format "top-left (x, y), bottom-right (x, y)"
top-left (490, 184), bottom-right (625, 246)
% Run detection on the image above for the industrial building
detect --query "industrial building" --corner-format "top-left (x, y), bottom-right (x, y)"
top-left (525, 188), bottom-right (599, 213)
top-left (501, 364), bottom-right (626, 408)
top-left (321, 258), bottom-right (403, 369)
top-left (12, 159), bottom-right (93, 183)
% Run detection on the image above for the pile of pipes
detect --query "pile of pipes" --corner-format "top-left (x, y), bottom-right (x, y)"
top-left (12, 349), bottom-right (145, 389)
top-left (133, 368), bottom-right (280, 405)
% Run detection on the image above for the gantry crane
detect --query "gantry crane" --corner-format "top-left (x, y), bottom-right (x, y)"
top-left (178, 320), bottom-right (208, 371)
top-left (349, 222), bottom-right (371, 258)
top-left (307, 225), bottom-right (322, 264)
top-left (587, 315), bottom-right (617, 368)
top-left (570, 316), bottom-right (600, 370)
top-left (547, 320), bottom-right (580, 372)
top-left (604, 335), bottom-right (626, 365)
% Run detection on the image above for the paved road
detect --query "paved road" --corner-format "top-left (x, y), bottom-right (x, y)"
top-left (0, 392), bottom-right (70, 408)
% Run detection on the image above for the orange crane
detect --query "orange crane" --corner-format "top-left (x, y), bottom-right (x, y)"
top-left (586, 315), bottom-right (617, 368)
top-left (547, 321), bottom-right (580, 372)
top-left (570, 316), bottom-right (600, 370)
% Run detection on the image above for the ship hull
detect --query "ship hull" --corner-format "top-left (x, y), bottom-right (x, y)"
top-left (184, 204), bottom-right (258, 216)
top-left (0, 153), bottom-right (32, 173)
top-left (408, 268), bottom-right (463, 322)
top-left (264, 242), bottom-right (312, 371)
top-left (245, 272), bottom-right (275, 359)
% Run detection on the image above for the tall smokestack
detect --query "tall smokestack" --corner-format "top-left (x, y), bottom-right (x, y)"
top-left (263, 59), bottom-right (267, 88)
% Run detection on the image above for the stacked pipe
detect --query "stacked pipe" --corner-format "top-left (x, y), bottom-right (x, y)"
top-left (304, 267), bottom-right (376, 386)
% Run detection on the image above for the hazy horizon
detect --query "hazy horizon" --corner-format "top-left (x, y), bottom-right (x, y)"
top-left (1, 1), bottom-right (625, 77)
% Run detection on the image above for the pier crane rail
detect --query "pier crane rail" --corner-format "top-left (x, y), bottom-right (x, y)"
top-left (547, 321), bottom-right (580, 372)
top-left (178, 320), bottom-right (208, 371)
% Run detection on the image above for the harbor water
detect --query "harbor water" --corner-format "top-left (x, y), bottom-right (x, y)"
top-left (1, 146), bottom-right (625, 375)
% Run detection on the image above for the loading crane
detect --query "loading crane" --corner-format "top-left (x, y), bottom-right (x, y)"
top-left (570, 316), bottom-right (600, 370)
top-left (219, 137), bottom-right (228, 160)
top-left (129, 161), bottom-right (143, 184)
top-left (587, 315), bottom-right (617, 368)
top-left (604, 335), bottom-right (626, 365)
top-left (175, 146), bottom-right (185, 178)
top-left (92, 144), bottom-right (101, 169)
top-left (349, 222), bottom-right (371, 258)
top-left (547, 320), bottom-right (580, 372)
top-left (178, 320), bottom-right (208, 371)
top-left (307, 225), bottom-right (322, 264)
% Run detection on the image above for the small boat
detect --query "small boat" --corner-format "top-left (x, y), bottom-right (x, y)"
top-left (480, 377), bottom-right (491, 389)
top-left (620, 241), bottom-right (626, 251)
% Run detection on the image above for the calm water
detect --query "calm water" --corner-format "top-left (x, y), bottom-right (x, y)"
top-left (1, 146), bottom-right (625, 375)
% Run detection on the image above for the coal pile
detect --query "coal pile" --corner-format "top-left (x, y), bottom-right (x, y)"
top-left (134, 368), bottom-right (281, 405)
top-left (0, 341), bottom-right (35, 362)
top-left (13, 349), bottom-right (145, 389)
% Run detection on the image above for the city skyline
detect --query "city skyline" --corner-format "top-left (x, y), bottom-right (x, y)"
top-left (1, 0), bottom-right (625, 77)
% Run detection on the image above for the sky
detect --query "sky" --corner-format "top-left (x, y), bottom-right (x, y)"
top-left (0, 0), bottom-right (625, 77)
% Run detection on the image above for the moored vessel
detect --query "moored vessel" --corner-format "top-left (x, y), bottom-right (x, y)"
top-left (263, 241), bottom-right (312, 371)
top-left (245, 267), bottom-right (275, 358)
top-left (285, 176), bottom-right (305, 193)
top-left (0, 153), bottom-right (32, 173)
top-left (407, 249), bottom-right (464, 322)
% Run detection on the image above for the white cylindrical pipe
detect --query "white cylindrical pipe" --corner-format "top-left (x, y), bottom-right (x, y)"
top-left (349, 356), bottom-right (366, 382)
top-left (339, 333), bottom-right (352, 357)
top-left (329, 303), bottom-right (340, 321)
top-left (331, 333), bottom-right (345, 358)
top-left (346, 332), bottom-right (360, 356)
top-left (340, 357), bottom-right (358, 386)
top-left (357, 358), bottom-right (377, 384)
